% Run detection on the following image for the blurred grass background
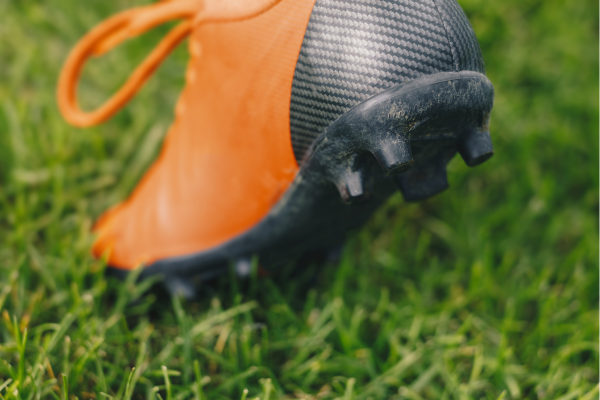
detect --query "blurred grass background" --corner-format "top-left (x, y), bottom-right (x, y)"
top-left (0, 0), bottom-right (598, 399)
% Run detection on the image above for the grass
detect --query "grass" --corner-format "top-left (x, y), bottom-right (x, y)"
top-left (0, 0), bottom-right (598, 398)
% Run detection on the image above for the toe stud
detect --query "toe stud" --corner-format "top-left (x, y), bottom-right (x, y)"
top-left (458, 129), bottom-right (494, 167)
top-left (372, 139), bottom-right (414, 175)
top-left (338, 171), bottom-right (365, 203)
top-left (395, 162), bottom-right (449, 202)
top-left (164, 275), bottom-right (197, 299)
top-left (235, 257), bottom-right (253, 278)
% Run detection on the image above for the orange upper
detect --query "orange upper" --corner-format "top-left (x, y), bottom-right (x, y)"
top-left (58, 0), bottom-right (316, 269)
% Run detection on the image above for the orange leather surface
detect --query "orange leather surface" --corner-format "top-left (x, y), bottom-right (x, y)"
top-left (90, 0), bottom-right (316, 269)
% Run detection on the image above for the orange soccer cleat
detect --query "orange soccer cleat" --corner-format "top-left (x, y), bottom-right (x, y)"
top-left (58, 0), bottom-right (494, 293)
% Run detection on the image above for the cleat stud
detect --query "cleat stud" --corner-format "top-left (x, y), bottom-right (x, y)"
top-left (458, 129), bottom-right (494, 167)
top-left (372, 138), bottom-right (414, 175)
top-left (395, 161), bottom-right (449, 202)
top-left (338, 171), bottom-right (364, 203)
top-left (164, 275), bottom-right (197, 299)
top-left (235, 257), bottom-right (252, 278)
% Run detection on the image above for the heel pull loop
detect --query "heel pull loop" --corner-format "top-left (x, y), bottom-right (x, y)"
top-left (57, 0), bottom-right (285, 128)
top-left (57, 0), bottom-right (202, 127)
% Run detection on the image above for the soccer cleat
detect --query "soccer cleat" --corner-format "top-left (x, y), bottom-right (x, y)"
top-left (58, 0), bottom-right (494, 291)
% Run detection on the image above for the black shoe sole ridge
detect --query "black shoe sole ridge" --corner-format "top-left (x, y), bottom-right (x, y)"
top-left (107, 71), bottom-right (495, 297)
